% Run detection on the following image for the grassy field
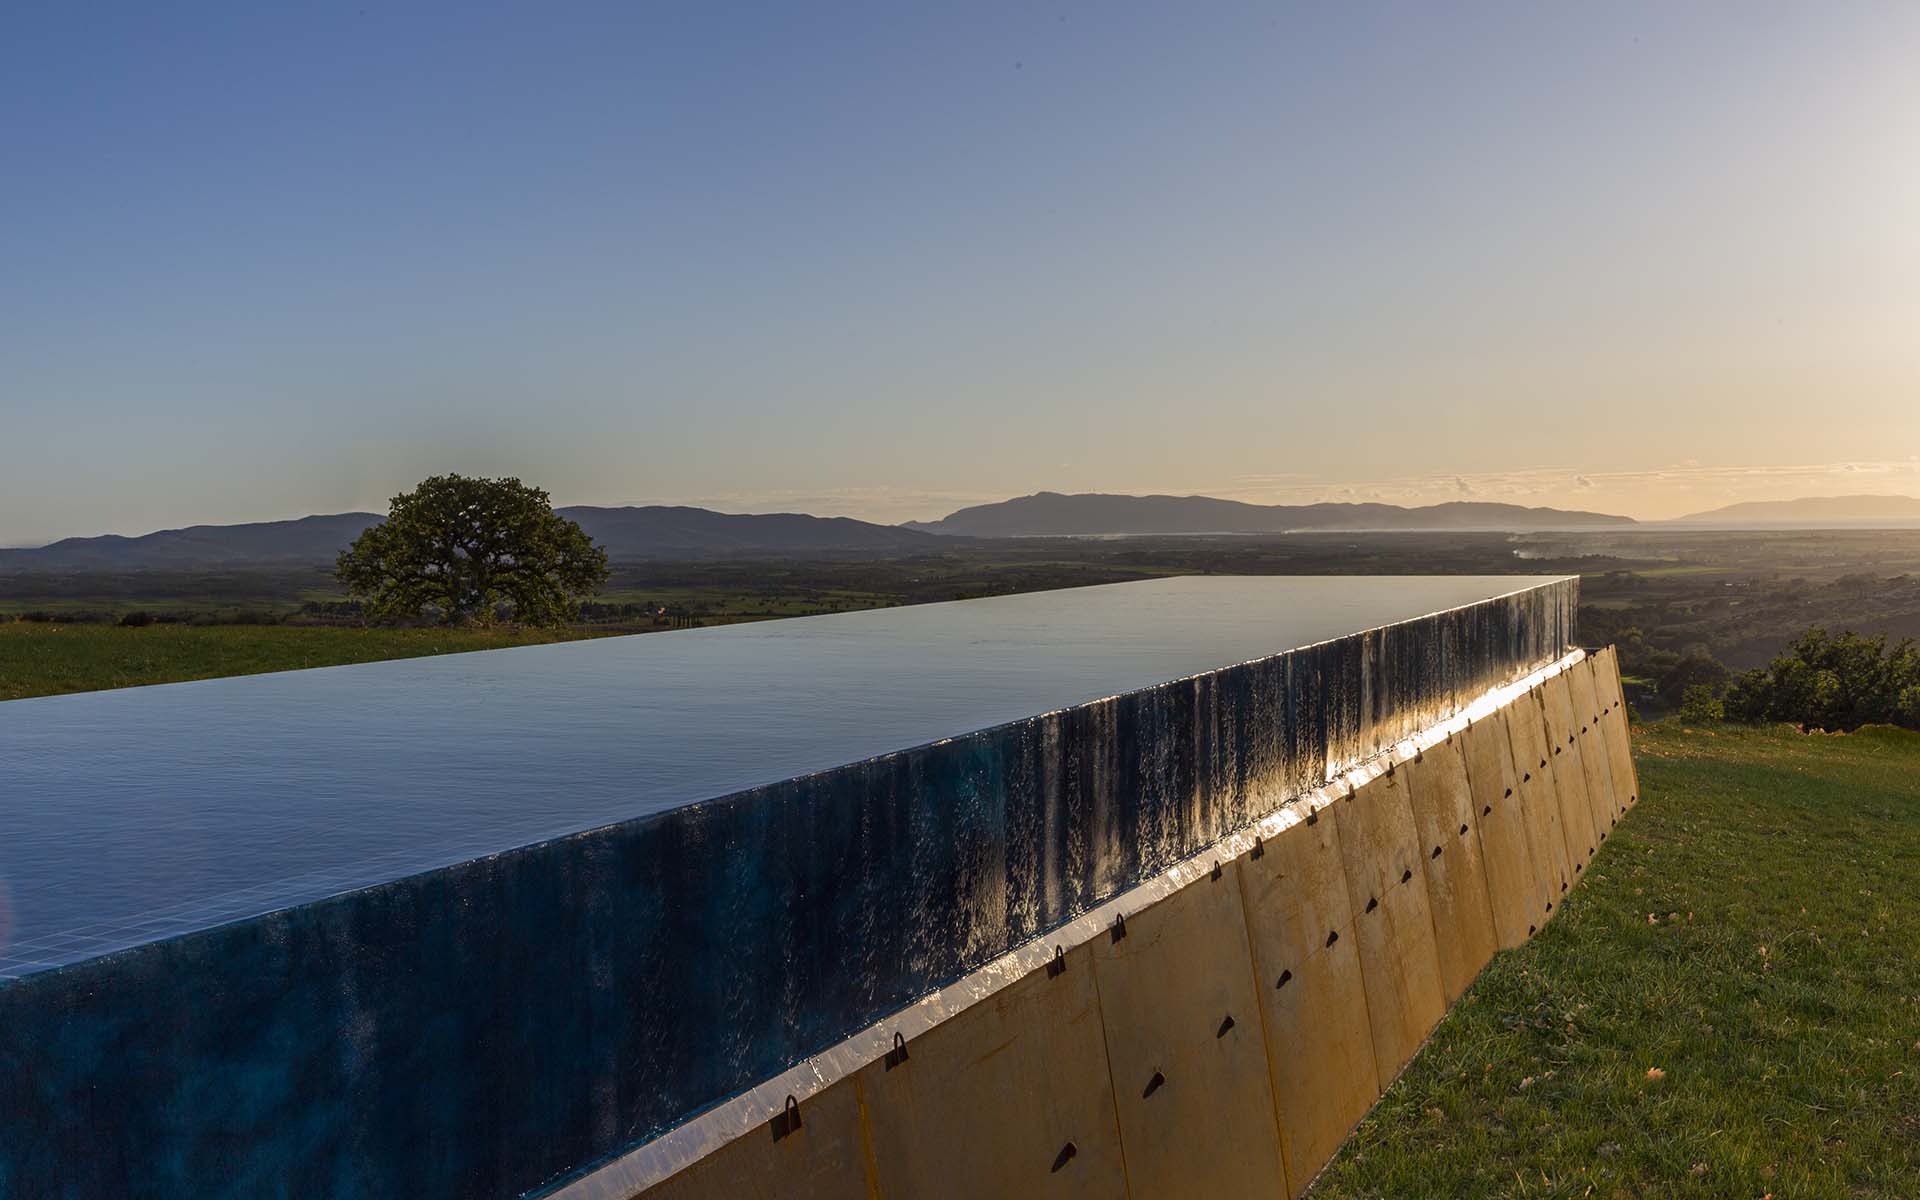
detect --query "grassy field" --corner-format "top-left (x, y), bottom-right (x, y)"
top-left (0, 623), bottom-right (618, 701)
top-left (1313, 721), bottom-right (1920, 1199)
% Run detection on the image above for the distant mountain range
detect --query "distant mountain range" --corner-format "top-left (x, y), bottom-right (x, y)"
top-left (31, 488), bottom-right (1910, 571)
top-left (904, 492), bottom-right (1635, 537)
top-left (0, 513), bottom-right (384, 570)
top-left (560, 506), bottom-right (938, 557)
top-left (0, 490), bottom-right (1649, 571)
top-left (1671, 494), bottom-right (1920, 523)
top-left (0, 506), bottom-right (940, 570)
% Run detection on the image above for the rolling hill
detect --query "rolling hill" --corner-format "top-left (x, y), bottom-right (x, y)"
top-left (905, 492), bottom-right (1635, 537)
top-left (0, 506), bottom-right (942, 570)
top-left (1672, 494), bottom-right (1920, 523)
top-left (560, 506), bottom-right (940, 557)
top-left (0, 513), bottom-right (385, 570)
top-left (0, 488), bottom-right (1644, 569)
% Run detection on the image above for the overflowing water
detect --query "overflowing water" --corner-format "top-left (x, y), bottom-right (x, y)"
top-left (0, 575), bottom-right (1575, 1200)
top-left (0, 575), bottom-right (1563, 978)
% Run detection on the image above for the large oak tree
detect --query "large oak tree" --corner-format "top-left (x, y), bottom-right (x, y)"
top-left (336, 474), bottom-right (609, 626)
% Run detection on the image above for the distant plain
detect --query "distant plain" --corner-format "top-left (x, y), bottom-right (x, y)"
top-left (4, 527), bottom-right (1919, 704)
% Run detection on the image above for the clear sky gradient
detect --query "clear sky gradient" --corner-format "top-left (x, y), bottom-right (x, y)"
top-left (4, 2), bottom-right (1917, 542)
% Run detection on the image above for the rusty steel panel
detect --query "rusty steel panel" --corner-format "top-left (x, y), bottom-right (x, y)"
top-left (1334, 770), bottom-right (1447, 1083)
top-left (1237, 804), bottom-right (1381, 1197)
top-left (858, 941), bottom-right (1127, 1200)
top-left (1092, 861), bottom-right (1288, 1198)
top-left (1457, 717), bottom-right (1544, 948)
top-left (1400, 740), bottom-right (1499, 1003)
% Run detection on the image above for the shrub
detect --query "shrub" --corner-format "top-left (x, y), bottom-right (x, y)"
top-left (1723, 668), bottom-right (1774, 722)
top-left (1725, 628), bottom-right (1920, 732)
top-left (1678, 684), bottom-right (1725, 724)
top-left (1899, 685), bottom-right (1920, 728)
top-left (1657, 645), bottom-right (1731, 709)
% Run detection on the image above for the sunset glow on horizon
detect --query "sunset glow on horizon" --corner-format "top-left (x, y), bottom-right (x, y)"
top-left (4, 3), bottom-right (1917, 540)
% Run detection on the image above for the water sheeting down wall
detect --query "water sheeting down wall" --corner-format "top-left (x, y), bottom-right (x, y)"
top-left (591, 648), bottom-right (1636, 1200)
top-left (0, 577), bottom-right (1574, 1200)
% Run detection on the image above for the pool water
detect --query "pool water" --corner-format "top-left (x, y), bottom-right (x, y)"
top-left (0, 575), bottom-right (1563, 978)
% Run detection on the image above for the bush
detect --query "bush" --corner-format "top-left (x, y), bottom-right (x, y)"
top-left (1724, 628), bottom-right (1920, 732)
top-left (1657, 645), bottom-right (1730, 709)
top-left (1724, 668), bottom-right (1774, 722)
top-left (21, 609), bottom-right (114, 624)
top-left (1678, 684), bottom-right (1725, 724)
top-left (118, 610), bottom-right (155, 627)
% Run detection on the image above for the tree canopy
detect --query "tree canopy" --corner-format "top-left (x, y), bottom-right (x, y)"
top-left (1723, 628), bottom-right (1920, 731)
top-left (336, 474), bottom-right (609, 626)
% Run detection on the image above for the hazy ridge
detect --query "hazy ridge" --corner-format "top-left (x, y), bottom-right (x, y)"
top-left (0, 507), bottom-right (940, 569)
top-left (906, 491), bottom-right (1636, 537)
top-left (20, 490), bottom-right (1916, 570)
top-left (1672, 494), bottom-right (1920, 522)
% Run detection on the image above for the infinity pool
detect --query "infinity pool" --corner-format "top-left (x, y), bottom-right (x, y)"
top-left (0, 575), bottom-right (1563, 978)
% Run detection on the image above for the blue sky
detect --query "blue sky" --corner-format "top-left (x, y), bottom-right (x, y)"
top-left (4, 2), bottom-right (1917, 541)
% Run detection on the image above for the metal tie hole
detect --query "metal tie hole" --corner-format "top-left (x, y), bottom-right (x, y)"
top-left (1365, 896), bottom-right (1379, 913)
top-left (1458, 823), bottom-right (1468, 836)
top-left (1401, 868), bottom-right (1412, 884)
top-left (1216, 1014), bottom-right (1236, 1038)
top-left (1431, 845), bottom-right (1442, 859)
top-left (1325, 930), bottom-right (1340, 948)
top-left (1142, 1071), bottom-right (1166, 1099)
top-left (1276, 969), bottom-right (1293, 989)
top-left (1051, 1142), bottom-right (1078, 1173)
top-left (771, 1094), bottom-right (803, 1142)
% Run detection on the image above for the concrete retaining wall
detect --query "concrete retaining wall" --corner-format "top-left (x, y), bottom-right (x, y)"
top-left (580, 648), bottom-right (1636, 1200)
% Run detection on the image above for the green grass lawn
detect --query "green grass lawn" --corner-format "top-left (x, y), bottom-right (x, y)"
top-left (0, 623), bottom-right (619, 701)
top-left (1313, 721), bottom-right (1920, 1198)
